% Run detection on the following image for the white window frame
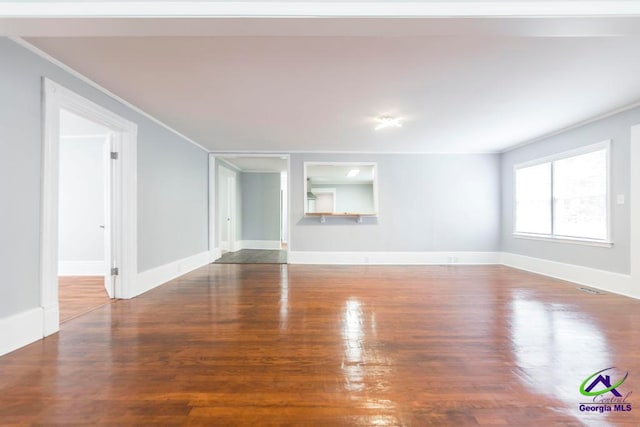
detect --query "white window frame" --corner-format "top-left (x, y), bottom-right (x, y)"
top-left (513, 140), bottom-right (612, 247)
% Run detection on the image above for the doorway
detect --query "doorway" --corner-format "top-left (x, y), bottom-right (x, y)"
top-left (57, 109), bottom-right (113, 322)
top-left (212, 155), bottom-right (289, 264)
top-left (41, 79), bottom-right (138, 336)
top-left (218, 164), bottom-right (237, 253)
top-left (310, 188), bottom-right (336, 213)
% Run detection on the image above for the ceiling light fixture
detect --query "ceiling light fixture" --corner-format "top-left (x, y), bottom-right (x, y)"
top-left (347, 169), bottom-right (360, 178)
top-left (375, 116), bottom-right (402, 131)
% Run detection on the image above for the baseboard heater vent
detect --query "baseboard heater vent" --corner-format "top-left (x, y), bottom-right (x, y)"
top-left (577, 287), bottom-right (606, 295)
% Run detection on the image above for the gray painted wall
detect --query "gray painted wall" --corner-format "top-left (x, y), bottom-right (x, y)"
top-left (311, 183), bottom-right (374, 213)
top-left (241, 172), bottom-right (281, 241)
top-left (137, 127), bottom-right (208, 271)
top-left (501, 106), bottom-right (639, 274)
top-left (0, 38), bottom-right (208, 319)
top-left (58, 136), bottom-right (106, 262)
top-left (291, 153), bottom-right (501, 252)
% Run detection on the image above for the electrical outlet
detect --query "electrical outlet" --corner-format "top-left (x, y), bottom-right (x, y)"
top-left (616, 194), bottom-right (626, 205)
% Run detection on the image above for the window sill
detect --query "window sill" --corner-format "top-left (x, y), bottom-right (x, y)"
top-left (513, 233), bottom-right (613, 248)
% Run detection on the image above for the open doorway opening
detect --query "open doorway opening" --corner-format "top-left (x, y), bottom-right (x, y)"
top-left (214, 156), bottom-right (289, 264)
top-left (42, 79), bottom-right (138, 337)
top-left (57, 110), bottom-right (113, 322)
top-left (280, 170), bottom-right (288, 250)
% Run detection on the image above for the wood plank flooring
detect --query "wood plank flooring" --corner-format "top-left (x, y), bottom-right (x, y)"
top-left (58, 276), bottom-right (112, 323)
top-left (215, 249), bottom-right (287, 264)
top-left (1, 265), bottom-right (639, 425)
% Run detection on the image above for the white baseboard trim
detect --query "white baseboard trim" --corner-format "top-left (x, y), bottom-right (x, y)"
top-left (135, 250), bottom-right (211, 297)
top-left (288, 251), bottom-right (501, 265)
top-left (240, 240), bottom-right (282, 250)
top-left (288, 250), bottom-right (637, 299)
top-left (209, 248), bottom-right (222, 262)
top-left (58, 260), bottom-right (104, 276)
top-left (501, 252), bottom-right (636, 299)
top-left (0, 308), bottom-right (44, 357)
top-left (2, 251), bottom-right (634, 358)
top-left (42, 303), bottom-right (60, 337)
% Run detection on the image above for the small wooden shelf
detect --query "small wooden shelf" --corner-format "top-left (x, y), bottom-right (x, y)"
top-left (305, 212), bottom-right (377, 223)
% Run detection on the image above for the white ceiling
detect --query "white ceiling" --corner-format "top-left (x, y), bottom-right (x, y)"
top-left (3, 3), bottom-right (640, 153)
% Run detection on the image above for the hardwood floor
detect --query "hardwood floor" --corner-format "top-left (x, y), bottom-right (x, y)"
top-left (1, 265), bottom-right (639, 425)
top-left (215, 249), bottom-right (287, 264)
top-left (58, 276), bottom-right (112, 323)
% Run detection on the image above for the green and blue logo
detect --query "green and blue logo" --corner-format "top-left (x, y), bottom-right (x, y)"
top-left (578, 367), bottom-right (632, 414)
top-left (580, 367), bottom-right (628, 397)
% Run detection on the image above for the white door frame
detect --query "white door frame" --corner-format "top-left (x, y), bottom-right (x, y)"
top-left (631, 124), bottom-right (640, 298)
top-left (209, 154), bottom-right (291, 261)
top-left (208, 154), bottom-right (218, 261)
top-left (216, 161), bottom-right (238, 252)
top-left (42, 78), bottom-right (138, 336)
top-left (102, 134), bottom-right (115, 298)
top-left (227, 174), bottom-right (237, 252)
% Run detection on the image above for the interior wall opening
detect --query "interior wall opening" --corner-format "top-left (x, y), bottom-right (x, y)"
top-left (57, 109), bottom-right (114, 322)
top-left (214, 156), bottom-right (289, 265)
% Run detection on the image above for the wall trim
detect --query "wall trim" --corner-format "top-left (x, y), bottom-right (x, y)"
top-left (58, 260), bottom-right (104, 276)
top-left (42, 303), bottom-right (59, 337)
top-left (239, 240), bottom-right (282, 250)
top-left (209, 248), bottom-right (222, 263)
top-left (631, 124), bottom-right (640, 297)
top-left (4, 249), bottom-right (635, 357)
top-left (208, 154), bottom-right (217, 263)
top-left (211, 149), bottom-right (500, 155)
top-left (0, 308), bottom-right (43, 357)
top-left (501, 252), bottom-right (635, 299)
top-left (288, 250), bottom-right (637, 299)
top-left (9, 37), bottom-right (208, 153)
top-left (502, 99), bottom-right (640, 153)
top-left (288, 251), bottom-right (501, 265)
top-left (135, 251), bottom-right (211, 297)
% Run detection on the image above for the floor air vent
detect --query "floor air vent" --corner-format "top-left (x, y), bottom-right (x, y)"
top-left (577, 287), bottom-right (605, 295)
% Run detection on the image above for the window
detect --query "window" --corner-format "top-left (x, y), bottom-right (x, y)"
top-left (514, 141), bottom-right (610, 244)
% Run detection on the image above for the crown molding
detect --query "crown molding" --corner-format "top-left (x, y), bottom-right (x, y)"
top-left (9, 36), bottom-right (208, 153)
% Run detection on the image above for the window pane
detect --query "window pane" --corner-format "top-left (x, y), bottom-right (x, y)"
top-left (553, 149), bottom-right (607, 240)
top-left (515, 162), bottom-right (551, 234)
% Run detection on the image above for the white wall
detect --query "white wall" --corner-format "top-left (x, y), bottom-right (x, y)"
top-left (58, 135), bottom-right (107, 274)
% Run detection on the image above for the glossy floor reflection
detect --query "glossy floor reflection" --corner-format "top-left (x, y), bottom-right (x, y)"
top-left (1, 265), bottom-right (639, 425)
top-left (58, 276), bottom-right (112, 322)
